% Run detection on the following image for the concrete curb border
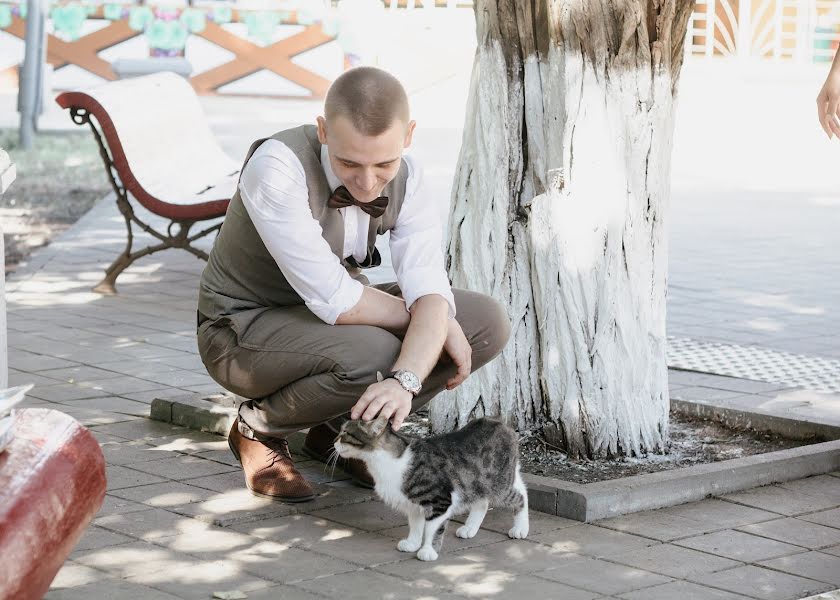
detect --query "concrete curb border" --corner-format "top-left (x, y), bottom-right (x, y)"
top-left (150, 393), bottom-right (840, 523)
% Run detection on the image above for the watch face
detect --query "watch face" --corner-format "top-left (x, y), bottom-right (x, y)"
top-left (397, 370), bottom-right (421, 393)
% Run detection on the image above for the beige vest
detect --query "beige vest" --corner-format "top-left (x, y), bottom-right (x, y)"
top-left (198, 124), bottom-right (408, 322)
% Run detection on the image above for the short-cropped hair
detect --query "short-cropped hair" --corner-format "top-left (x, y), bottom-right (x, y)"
top-left (324, 67), bottom-right (410, 136)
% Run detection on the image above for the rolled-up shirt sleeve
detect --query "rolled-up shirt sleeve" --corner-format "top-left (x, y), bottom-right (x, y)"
top-left (390, 157), bottom-right (456, 318)
top-left (238, 140), bottom-right (363, 324)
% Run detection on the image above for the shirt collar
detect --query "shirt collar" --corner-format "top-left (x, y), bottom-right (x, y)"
top-left (320, 143), bottom-right (343, 193)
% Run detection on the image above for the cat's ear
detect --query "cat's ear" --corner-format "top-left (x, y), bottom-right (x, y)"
top-left (369, 415), bottom-right (389, 437)
top-left (375, 371), bottom-right (384, 383)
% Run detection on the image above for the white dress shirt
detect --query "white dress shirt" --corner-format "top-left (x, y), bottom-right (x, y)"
top-left (238, 139), bottom-right (455, 325)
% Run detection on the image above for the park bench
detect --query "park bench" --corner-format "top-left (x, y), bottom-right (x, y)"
top-left (56, 72), bottom-right (239, 294)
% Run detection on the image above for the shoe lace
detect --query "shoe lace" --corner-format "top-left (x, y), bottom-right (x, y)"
top-left (262, 437), bottom-right (292, 467)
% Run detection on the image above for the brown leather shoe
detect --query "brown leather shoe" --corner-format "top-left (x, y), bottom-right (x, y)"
top-left (302, 423), bottom-right (375, 489)
top-left (228, 419), bottom-right (315, 502)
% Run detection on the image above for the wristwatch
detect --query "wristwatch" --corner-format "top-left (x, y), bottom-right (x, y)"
top-left (387, 370), bottom-right (422, 396)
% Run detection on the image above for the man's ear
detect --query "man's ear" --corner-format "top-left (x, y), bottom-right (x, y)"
top-left (316, 116), bottom-right (328, 145)
top-left (369, 415), bottom-right (390, 437)
top-left (403, 120), bottom-right (416, 149)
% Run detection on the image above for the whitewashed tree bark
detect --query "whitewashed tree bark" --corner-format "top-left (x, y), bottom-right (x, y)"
top-left (431, 0), bottom-right (694, 458)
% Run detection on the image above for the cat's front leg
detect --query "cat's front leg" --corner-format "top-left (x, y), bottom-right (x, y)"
top-left (397, 505), bottom-right (424, 553)
top-left (456, 498), bottom-right (489, 539)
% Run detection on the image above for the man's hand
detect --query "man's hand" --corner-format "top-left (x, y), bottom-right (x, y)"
top-left (351, 378), bottom-right (413, 430)
top-left (817, 69), bottom-right (840, 139)
top-left (442, 319), bottom-right (472, 390)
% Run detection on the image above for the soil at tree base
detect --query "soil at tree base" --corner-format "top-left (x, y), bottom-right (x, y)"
top-left (1, 129), bottom-right (110, 273)
top-left (402, 410), bottom-right (812, 484)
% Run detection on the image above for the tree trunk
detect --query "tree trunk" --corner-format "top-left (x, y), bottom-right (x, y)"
top-left (431, 0), bottom-right (694, 458)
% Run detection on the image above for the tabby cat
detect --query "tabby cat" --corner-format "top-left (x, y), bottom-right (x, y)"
top-left (334, 416), bottom-right (529, 561)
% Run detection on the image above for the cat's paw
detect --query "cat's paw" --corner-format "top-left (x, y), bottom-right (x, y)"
top-left (416, 547), bottom-right (439, 562)
top-left (508, 524), bottom-right (529, 539)
top-left (455, 525), bottom-right (479, 539)
top-left (397, 538), bottom-right (422, 552)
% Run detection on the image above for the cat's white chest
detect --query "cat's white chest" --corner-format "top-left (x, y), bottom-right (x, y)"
top-left (366, 447), bottom-right (414, 512)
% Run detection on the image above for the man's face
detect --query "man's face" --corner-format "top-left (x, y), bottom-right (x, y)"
top-left (317, 115), bottom-right (415, 203)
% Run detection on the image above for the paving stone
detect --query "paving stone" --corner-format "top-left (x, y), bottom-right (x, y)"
top-left (822, 545), bottom-right (840, 557)
top-left (91, 419), bottom-right (194, 441)
top-left (311, 500), bottom-right (408, 532)
top-left (108, 481), bottom-right (218, 508)
top-left (48, 561), bottom-right (114, 590)
top-left (38, 365), bottom-right (127, 382)
top-left (94, 507), bottom-right (200, 541)
top-left (778, 475), bottom-right (840, 501)
top-left (152, 519), bottom-right (262, 559)
top-left (73, 540), bottom-right (198, 579)
top-left (49, 405), bottom-right (142, 428)
top-left (239, 586), bottom-right (334, 600)
top-left (758, 551), bottom-right (840, 585)
top-left (664, 499), bottom-right (779, 531)
top-left (533, 555), bottom-right (673, 596)
top-left (44, 579), bottom-right (183, 600)
top-left (124, 454), bottom-right (238, 480)
top-left (674, 529), bottom-right (807, 562)
top-left (297, 529), bottom-right (418, 567)
top-left (170, 488), bottom-right (299, 526)
top-left (100, 440), bottom-right (169, 466)
top-left (298, 569), bottom-right (560, 600)
top-left (65, 396), bottom-right (153, 417)
top-left (72, 525), bottom-right (135, 552)
top-left (801, 508), bottom-right (840, 530)
top-left (608, 543), bottom-right (742, 578)
top-left (721, 484), bottom-right (840, 516)
top-left (95, 494), bottom-right (152, 517)
top-left (192, 448), bottom-right (241, 467)
top-left (27, 382), bottom-right (113, 402)
top-left (223, 540), bottom-right (360, 584)
top-left (595, 509), bottom-right (715, 541)
top-left (8, 370), bottom-right (66, 387)
top-left (105, 465), bottom-right (167, 491)
top-left (617, 580), bottom-right (756, 600)
top-left (688, 565), bottom-right (833, 600)
top-left (181, 470), bottom-right (247, 494)
top-left (738, 518), bottom-right (840, 549)
top-left (231, 513), bottom-right (366, 548)
top-left (145, 431), bottom-right (230, 454)
top-left (375, 554), bottom-right (522, 598)
top-left (453, 539), bottom-right (579, 573)
top-left (9, 352), bottom-right (78, 372)
top-left (531, 524), bottom-right (658, 558)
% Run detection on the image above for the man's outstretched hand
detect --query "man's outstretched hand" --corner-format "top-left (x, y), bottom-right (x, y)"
top-left (351, 377), bottom-right (413, 430)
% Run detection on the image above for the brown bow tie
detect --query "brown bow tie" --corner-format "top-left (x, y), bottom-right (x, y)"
top-left (327, 186), bottom-right (389, 218)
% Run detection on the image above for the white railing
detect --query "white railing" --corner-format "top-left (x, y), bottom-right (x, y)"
top-left (686, 0), bottom-right (840, 62)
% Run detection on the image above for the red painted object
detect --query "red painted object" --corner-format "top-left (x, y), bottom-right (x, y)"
top-left (0, 409), bottom-right (106, 600)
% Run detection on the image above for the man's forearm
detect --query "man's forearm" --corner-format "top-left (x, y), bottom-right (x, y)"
top-left (392, 295), bottom-right (449, 382)
top-left (335, 286), bottom-right (411, 335)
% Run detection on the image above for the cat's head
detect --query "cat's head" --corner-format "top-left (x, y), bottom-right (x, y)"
top-left (334, 416), bottom-right (395, 461)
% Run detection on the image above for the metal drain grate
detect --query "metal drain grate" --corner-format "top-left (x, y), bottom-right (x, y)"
top-left (667, 336), bottom-right (840, 394)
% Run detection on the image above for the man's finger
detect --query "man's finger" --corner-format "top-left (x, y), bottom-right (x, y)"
top-left (378, 404), bottom-right (396, 423)
top-left (361, 395), bottom-right (388, 421)
top-left (392, 403), bottom-right (411, 431)
top-left (351, 389), bottom-right (376, 420)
